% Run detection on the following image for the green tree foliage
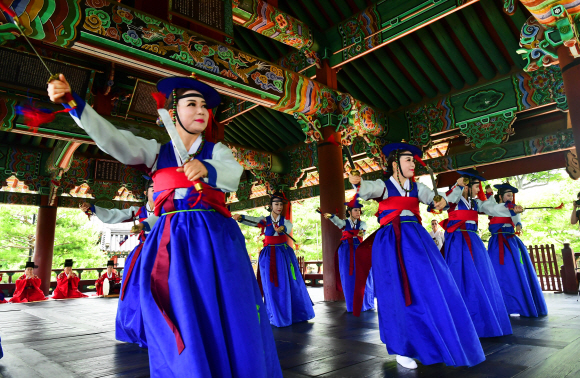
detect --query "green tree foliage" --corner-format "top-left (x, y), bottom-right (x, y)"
top-left (0, 205), bottom-right (104, 281)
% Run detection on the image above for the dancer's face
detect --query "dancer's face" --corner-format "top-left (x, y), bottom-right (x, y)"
top-left (107, 266), bottom-right (113, 274)
top-left (271, 200), bottom-right (284, 216)
top-left (502, 192), bottom-right (514, 203)
top-left (169, 90), bottom-right (209, 135)
top-left (25, 267), bottom-right (33, 277)
top-left (350, 208), bottom-right (361, 219)
top-left (64, 267), bottom-right (72, 275)
top-left (470, 182), bottom-right (480, 197)
top-left (144, 186), bottom-right (154, 203)
top-left (393, 151), bottom-right (415, 179)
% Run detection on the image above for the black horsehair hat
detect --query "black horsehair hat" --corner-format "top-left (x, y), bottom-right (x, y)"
top-left (64, 259), bottom-right (74, 267)
top-left (270, 191), bottom-right (288, 203)
top-left (25, 261), bottom-right (35, 269)
top-left (107, 260), bottom-right (115, 267)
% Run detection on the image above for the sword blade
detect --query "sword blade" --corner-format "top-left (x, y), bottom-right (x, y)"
top-left (426, 166), bottom-right (442, 202)
top-left (157, 109), bottom-right (190, 164)
top-left (342, 145), bottom-right (356, 171)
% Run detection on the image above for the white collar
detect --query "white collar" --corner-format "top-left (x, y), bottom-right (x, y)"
top-left (348, 217), bottom-right (358, 227)
top-left (271, 214), bottom-right (281, 223)
top-left (107, 272), bottom-right (112, 278)
top-left (146, 202), bottom-right (154, 213)
top-left (460, 196), bottom-right (472, 209)
top-left (389, 176), bottom-right (411, 196)
top-left (173, 135), bottom-right (203, 166)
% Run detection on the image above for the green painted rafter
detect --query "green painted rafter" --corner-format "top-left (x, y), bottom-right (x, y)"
top-left (403, 35), bottom-right (451, 94)
top-left (373, 49), bottom-right (423, 103)
top-left (389, 41), bottom-right (438, 98)
top-left (237, 113), bottom-right (284, 149)
top-left (340, 65), bottom-right (392, 110)
top-left (231, 118), bottom-right (271, 151)
top-left (360, 55), bottom-right (411, 106)
top-left (350, 60), bottom-right (401, 109)
top-left (415, 28), bottom-right (465, 90)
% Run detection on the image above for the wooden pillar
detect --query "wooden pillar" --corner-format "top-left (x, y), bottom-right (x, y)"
top-left (32, 196), bottom-right (58, 295)
top-left (558, 45), bottom-right (580, 159)
top-left (316, 59), bottom-right (345, 301)
top-left (561, 243), bottom-right (578, 294)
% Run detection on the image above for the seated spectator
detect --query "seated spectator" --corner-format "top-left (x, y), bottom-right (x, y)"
top-left (429, 219), bottom-right (445, 251)
top-left (10, 262), bottom-right (47, 303)
top-left (96, 260), bottom-right (121, 296)
top-left (0, 265), bottom-right (6, 303)
top-left (52, 259), bottom-right (87, 299)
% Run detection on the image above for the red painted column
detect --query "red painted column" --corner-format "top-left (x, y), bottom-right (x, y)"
top-left (32, 196), bottom-right (58, 295)
top-left (316, 59), bottom-right (345, 301)
top-left (558, 45), bottom-right (580, 159)
top-left (561, 243), bottom-right (578, 294)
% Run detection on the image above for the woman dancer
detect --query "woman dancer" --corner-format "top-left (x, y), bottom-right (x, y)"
top-left (442, 168), bottom-right (512, 337)
top-left (324, 196), bottom-right (374, 312)
top-left (81, 179), bottom-right (154, 347)
top-left (233, 192), bottom-right (314, 327)
top-left (350, 142), bottom-right (485, 369)
top-left (48, 75), bottom-right (281, 377)
top-left (488, 183), bottom-right (548, 317)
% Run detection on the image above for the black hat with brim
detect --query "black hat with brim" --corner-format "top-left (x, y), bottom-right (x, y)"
top-left (64, 259), bottom-right (73, 267)
top-left (156, 76), bottom-right (221, 109)
top-left (25, 261), bottom-right (35, 269)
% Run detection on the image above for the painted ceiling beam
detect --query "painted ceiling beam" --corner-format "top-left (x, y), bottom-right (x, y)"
top-left (463, 6), bottom-right (510, 75)
top-left (480, 0), bottom-right (526, 70)
top-left (1, 0), bottom-right (387, 154)
top-left (415, 28), bottom-right (465, 90)
top-left (389, 42), bottom-right (438, 98)
top-left (360, 55), bottom-right (411, 106)
top-left (445, 13), bottom-right (496, 80)
top-left (372, 49), bottom-right (423, 103)
top-left (429, 22), bottom-right (479, 86)
top-left (325, 0), bottom-right (479, 68)
top-left (340, 65), bottom-right (392, 110)
top-left (402, 35), bottom-right (451, 95)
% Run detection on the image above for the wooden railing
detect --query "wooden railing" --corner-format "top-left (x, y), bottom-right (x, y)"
top-left (297, 258), bottom-right (323, 287)
top-left (528, 244), bottom-right (562, 292)
top-left (0, 267), bottom-right (124, 296)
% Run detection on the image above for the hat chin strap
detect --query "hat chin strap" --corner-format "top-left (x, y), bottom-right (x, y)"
top-left (174, 93), bottom-right (206, 135)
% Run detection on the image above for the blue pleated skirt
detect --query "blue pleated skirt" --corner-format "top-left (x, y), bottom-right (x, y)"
top-left (444, 224), bottom-right (512, 337)
top-left (373, 216), bottom-right (485, 367)
top-left (488, 227), bottom-right (548, 317)
top-left (139, 200), bottom-right (282, 378)
top-left (338, 240), bottom-right (375, 312)
top-left (115, 242), bottom-right (147, 348)
top-left (259, 243), bottom-right (315, 327)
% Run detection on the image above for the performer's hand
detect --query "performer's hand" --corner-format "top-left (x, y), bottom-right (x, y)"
top-left (513, 205), bottom-right (524, 214)
top-left (349, 174), bottom-right (361, 186)
top-left (79, 202), bottom-right (91, 212)
top-left (47, 74), bottom-right (71, 104)
top-left (358, 230), bottom-right (364, 237)
top-left (516, 225), bottom-right (522, 233)
top-left (434, 198), bottom-right (447, 211)
top-left (276, 226), bottom-right (285, 233)
top-left (457, 177), bottom-right (466, 187)
top-left (232, 214), bottom-right (242, 222)
top-left (177, 159), bottom-right (208, 182)
top-left (324, 213), bottom-right (333, 219)
top-left (131, 223), bottom-right (144, 234)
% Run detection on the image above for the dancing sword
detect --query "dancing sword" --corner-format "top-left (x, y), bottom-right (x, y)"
top-left (426, 165), bottom-right (443, 203)
top-left (342, 146), bottom-right (360, 176)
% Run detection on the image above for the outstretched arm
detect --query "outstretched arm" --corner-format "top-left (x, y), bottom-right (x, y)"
top-left (91, 205), bottom-right (142, 224)
top-left (48, 75), bottom-right (160, 169)
top-left (327, 215), bottom-right (346, 229)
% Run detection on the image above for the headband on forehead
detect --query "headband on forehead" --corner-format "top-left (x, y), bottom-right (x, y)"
top-left (175, 93), bottom-right (205, 101)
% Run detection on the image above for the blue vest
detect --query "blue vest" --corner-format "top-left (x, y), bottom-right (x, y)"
top-left (156, 140), bottom-right (215, 170)
top-left (264, 215), bottom-right (286, 236)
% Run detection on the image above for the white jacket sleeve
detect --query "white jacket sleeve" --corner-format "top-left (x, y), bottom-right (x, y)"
top-left (445, 185), bottom-right (465, 205)
top-left (93, 205), bottom-right (141, 224)
top-left (282, 219), bottom-right (293, 235)
top-left (359, 220), bottom-right (367, 232)
top-left (357, 179), bottom-right (387, 200)
top-left (66, 94), bottom-right (160, 168)
top-left (328, 215), bottom-right (346, 229)
top-left (417, 182), bottom-right (448, 205)
top-left (201, 142), bottom-right (243, 192)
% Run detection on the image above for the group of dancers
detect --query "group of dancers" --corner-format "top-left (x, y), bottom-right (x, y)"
top-left (34, 73), bottom-right (549, 375)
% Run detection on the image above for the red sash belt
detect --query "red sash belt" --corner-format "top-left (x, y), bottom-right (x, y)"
top-left (148, 167), bottom-right (231, 355)
top-left (446, 210), bottom-right (479, 259)
top-left (490, 217), bottom-right (515, 265)
top-left (120, 231), bottom-right (146, 301)
top-left (353, 196), bottom-right (420, 316)
top-left (262, 235), bottom-right (287, 288)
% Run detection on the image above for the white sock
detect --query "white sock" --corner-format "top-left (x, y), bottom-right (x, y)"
top-left (396, 355), bottom-right (418, 369)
